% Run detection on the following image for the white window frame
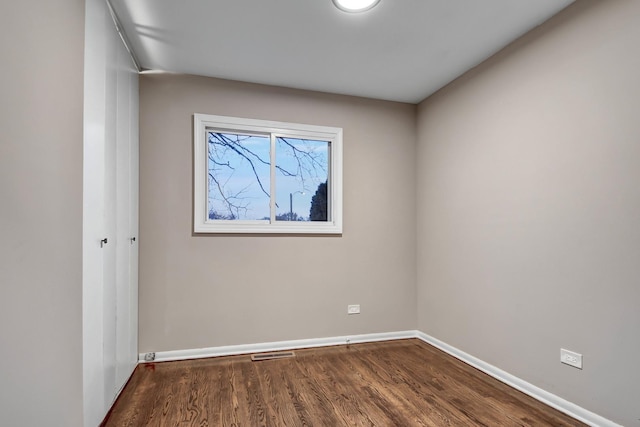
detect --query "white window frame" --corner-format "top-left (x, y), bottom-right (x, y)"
top-left (194, 113), bottom-right (343, 234)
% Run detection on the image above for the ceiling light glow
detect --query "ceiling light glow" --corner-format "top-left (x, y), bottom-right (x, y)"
top-left (332, 0), bottom-right (380, 13)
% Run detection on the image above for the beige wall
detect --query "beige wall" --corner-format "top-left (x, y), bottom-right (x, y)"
top-left (416, 1), bottom-right (640, 425)
top-left (139, 75), bottom-right (417, 352)
top-left (0, 1), bottom-right (84, 426)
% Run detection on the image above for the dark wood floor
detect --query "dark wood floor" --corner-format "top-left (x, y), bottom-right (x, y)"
top-left (103, 339), bottom-right (585, 426)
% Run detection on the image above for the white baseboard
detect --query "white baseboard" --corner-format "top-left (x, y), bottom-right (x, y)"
top-left (415, 331), bottom-right (621, 427)
top-left (139, 330), bottom-right (619, 427)
top-left (139, 330), bottom-right (417, 363)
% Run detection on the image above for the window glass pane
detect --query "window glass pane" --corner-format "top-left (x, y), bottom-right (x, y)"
top-left (275, 137), bottom-right (329, 222)
top-left (207, 132), bottom-right (270, 220)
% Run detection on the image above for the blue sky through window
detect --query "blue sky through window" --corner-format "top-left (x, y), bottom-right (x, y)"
top-left (207, 132), bottom-right (328, 220)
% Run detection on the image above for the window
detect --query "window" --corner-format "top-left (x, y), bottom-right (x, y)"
top-left (194, 114), bottom-right (343, 234)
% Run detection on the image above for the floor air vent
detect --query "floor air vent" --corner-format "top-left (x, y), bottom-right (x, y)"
top-left (250, 351), bottom-right (296, 361)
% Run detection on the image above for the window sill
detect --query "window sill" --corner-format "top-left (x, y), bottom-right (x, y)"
top-left (194, 221), bottom-right (342, 235)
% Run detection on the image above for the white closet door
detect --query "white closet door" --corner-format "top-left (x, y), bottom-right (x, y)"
top-left (123, 61), bottom-right (140, 378)
top-left (83, 1), bottom-right (109, 424)
top-left (102, 12), bottom-right (119, 405)
top-left (115, 42), bottom-right (138, 388)
top-left (83, 0), bottom-right (139, 424)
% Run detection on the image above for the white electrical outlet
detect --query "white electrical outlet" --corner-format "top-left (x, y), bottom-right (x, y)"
top-left (347, 304), bottom-right (360, 314)
top-left (560, 348), bottom-right (582, 369)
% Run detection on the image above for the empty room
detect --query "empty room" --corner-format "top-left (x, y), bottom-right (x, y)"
top-left (1, 0), bottom-right (639, 426)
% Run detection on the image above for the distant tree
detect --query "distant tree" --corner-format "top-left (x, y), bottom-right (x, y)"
top-left (309, 181), bottom-right (327, 221)
top-left (209, 209), bottom-right (236, 220)
top-left (275, 212), bottom-right (302, 221)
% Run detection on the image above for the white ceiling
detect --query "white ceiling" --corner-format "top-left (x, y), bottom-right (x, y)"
top-left (110, 0), bottom-right (574, 104)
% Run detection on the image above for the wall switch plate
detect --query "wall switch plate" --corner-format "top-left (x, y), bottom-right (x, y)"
top-left (347, 304), bottom-right (360, 314)
top-left (560, 348), bottom-right (582, 369)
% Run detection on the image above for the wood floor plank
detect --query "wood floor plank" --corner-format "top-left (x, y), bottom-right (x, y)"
top-left (349, 346), bottom-right (463, 425)
top-left (288, 354), bottom-right (344, 426)
top-left (104, 339), bottom-right (586, 427)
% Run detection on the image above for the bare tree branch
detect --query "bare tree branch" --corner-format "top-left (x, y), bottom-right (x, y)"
top-left (209, 133), bottom-right (270, 197)
top-left (208, 171), bottom-right (248, 218)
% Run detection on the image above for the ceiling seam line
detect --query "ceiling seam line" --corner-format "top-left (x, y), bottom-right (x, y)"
top-left (105, 0), bottom-right (143, 72)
